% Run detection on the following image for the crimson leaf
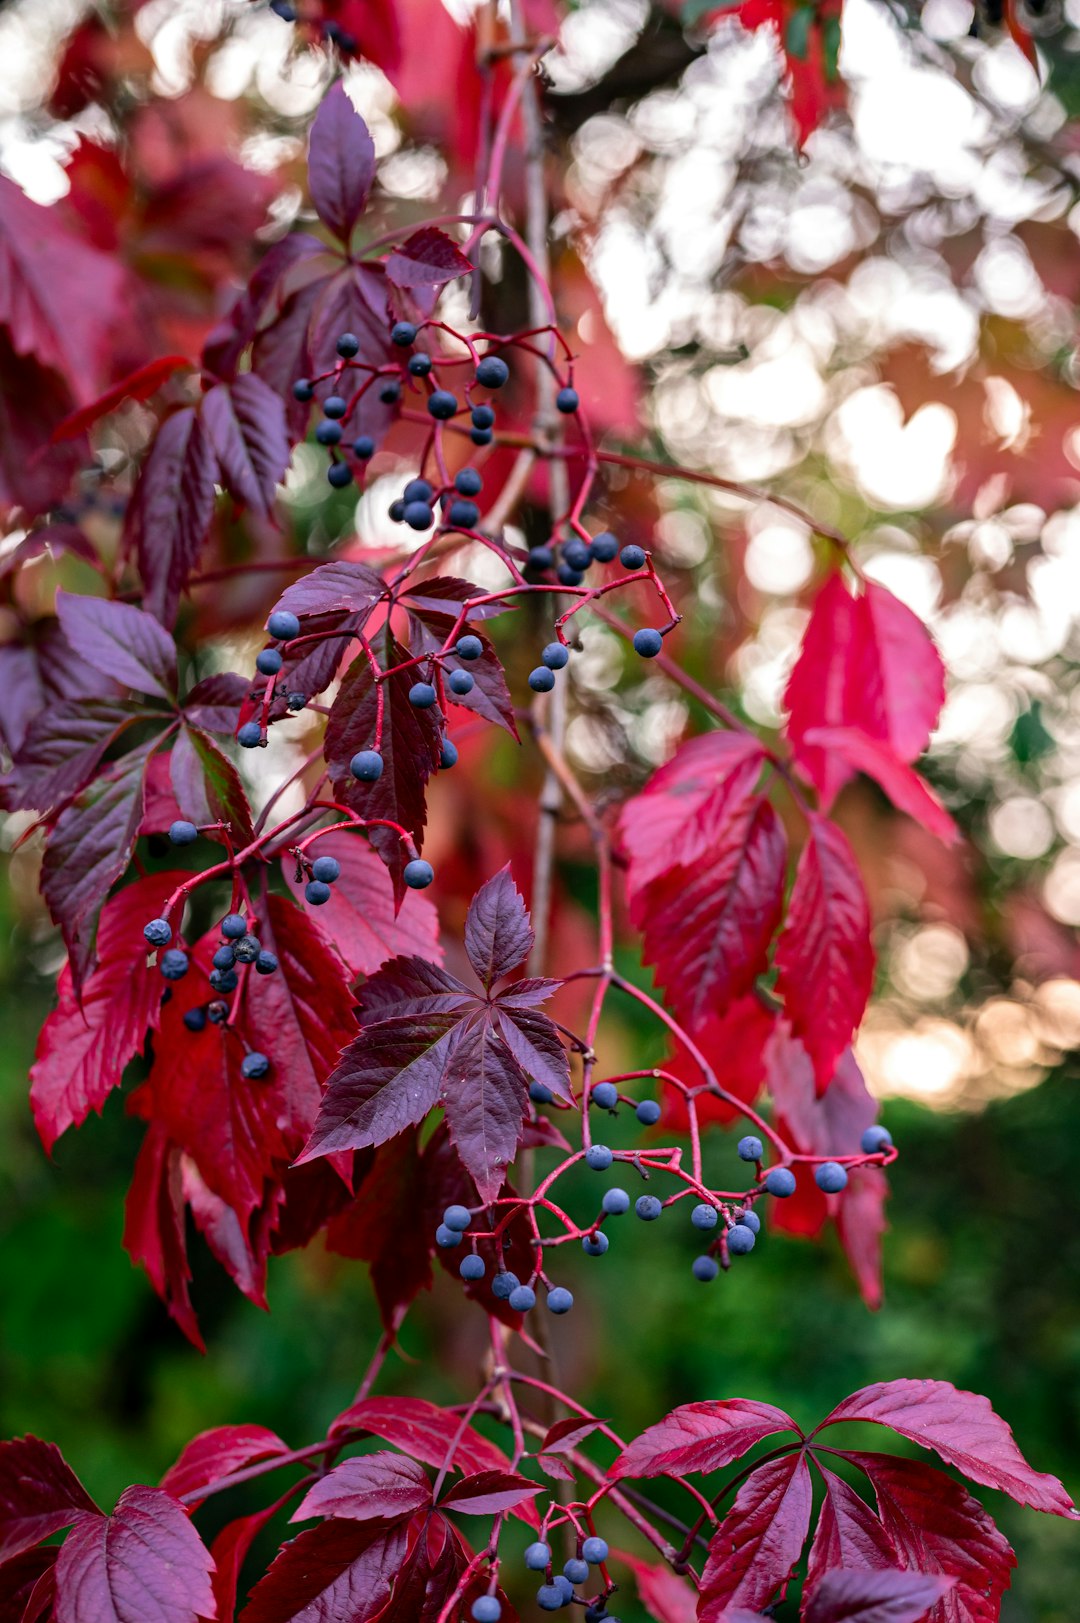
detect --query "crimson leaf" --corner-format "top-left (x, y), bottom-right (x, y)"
top-left (291, 1453), bottom-right (432, 1524)
top-left (0, 1437), bottom-right (98, 1562)
top-left (803, 726), bottom-right (959, 846)
top-left (328, 1397), bottom-right (511, 1478)
top-left (123, 1124), bottom-right (203, 1350)
top-left (159, 1425), bottom-right (289, 1506)
top-left (53, 1486), bottom-right (215, 1623)
top-left (806, 1464), bottom-right (898, 1594)
top-left (281, 832), bottom-right (441, 979)
top-left (610, 1399), bottom-right (799, 1481)
top-left (697, 1452), bottom-right (814, 1619)
top-left (241, 1518), bottom-right (408, 1623)
top-left (307, 83), bottom-right (376, 244)
top-left (803, 1568), bottom-right (956, 1623)
top-left (437, 1471), bottom-right (542, 1516)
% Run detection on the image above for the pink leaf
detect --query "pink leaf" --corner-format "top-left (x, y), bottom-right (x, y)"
top-left (53, 1486), bottom-right (215, 1623)
top-left (610, 1400), bottom-right (799, 1480)
top-left (620, 1553), bottom-right (697, 1623)
top-left (292, 1453), bottom-right (432, 1524)
top-left (698, 1452), bottom-right (814, 1619)
top-left (307, 83), bottom-right (376, 244)
top-left (803, 727), bottom-right (959, 846)
top-left (385, 226), bottom-right (472, 291)
top-left (0, 1437), bottom-right (98, 1562)
top-left (803, 1567), bottom-right (956, 1623)
top-left (282, 833), bottom-right (442, 979)
top-left (159, 1425), bottom-right (289, 1506)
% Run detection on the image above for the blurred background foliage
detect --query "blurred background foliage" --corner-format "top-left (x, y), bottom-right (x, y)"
top-left (3, 0), bottom-right (1080, 1616)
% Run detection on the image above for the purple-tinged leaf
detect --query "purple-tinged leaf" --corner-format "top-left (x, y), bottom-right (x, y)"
top-left (443, 1019), bottom-right (528, 1202)
top-left (56, 591), bottom-right (177, 702)
top-left (610, 1400), bottom-right (799, 1481)
top-left (401, 577), bottom-right (514, 620)
top-left (4, 698), bottom-right (150, 812)
top-left (438, 1470), bottom-right (541, 1516)
top-left (202, 231), bottom-right (325, 387)
top-left (273, 559), bottom-right (385, 620)
top-left (308, 83), bottom-right (376, 244)
top-left (159, 1425), bottom-right (289, 1506)
top-left (242, 1518), bottom-right (407, 1623)
top-left (697, 1453), bottom-right (814, 1619)
top-left (385, 226), bottom-right (472, 291)
top-left (407, 608), bottom-right (518, 738)
top-left (0, 1547), bottom-right (57, 1623)
top-left (170, 722), bottom-right (253, 842)
top-left (291, 1453), bottom-right (432, 1524)
top-left (53, 1486), bottom-right (215, 1623)
top-left (182, 672), bottom-right (250, 735)
top-left (0, 1437), bottom-right (98, 1562)
top-left (125, 406), bottom-right (217, 628)
top-left (325, 1128), bottom-right (437, 1332)
top-left (200, 373), bottom-right (289, 515)
top-left (464, 865), bottom-right (534, 989)
top-left (803, 1568), bottom-right (956, 1623)
top-left (494, 1004), bottom-right (572, 1102)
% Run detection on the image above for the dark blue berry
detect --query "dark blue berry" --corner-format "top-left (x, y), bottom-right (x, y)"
top-left (529, 667), bottom-right (555, 693)
top-left (336, 332), bottom-right (360, 357)
top-left (727, 1223), bottom-right (756, 1254)
top-left (443, 1203), bottom-right (471, 1231)
top-left (183, 1007), bottom-right (207, 1032)
top-left (693, 1255), bottom-right (720, 1281)
top-left (476, 355), bottom-right (509, 388)
top-left (379, 380), bottom-right (402, 404)
top-left (457, 634), bottom-right (483, 660)
top-left (404, 478), bottom-right (434, 503)
top-left (556, 386), bottom-right (579, 414)
top-left (242, 1052), bottom-right (269, 1079)
top-left (404, 500), bottom-right (434, 531)
top-left (389, 501), bottom-right (407, 523)
top-left (524, 1543), bottom-right (551, 1572)
top-left (144, 918), bottom-right (171, 947)
top-left (737, 1135), bottom-right (763, 1162)
top-left (440, 740), bottom-right (459, 769)
top-left (557, 565), bottom-right (585, 587)
top-left (257, 647), bottom-right (283, 675)
top-left (564, 1558), bottom-right (589, 1585)
top-left (632, 628), bottom-right (663, 658)
top-left (350, 750), bottom-right (384, 782)
top-left (169, 819), bottom-right (198, 846)
top-left (861, 1125), bottom-right (893, 1155)
top-left (459, 1254), bottom-right (486, 1282)
top-left (409, 682), bottom-right (437, 708)
top-left (735, 1207), bottom-right (761, 1234)
top-left (305, 880), bottom-right (331, 906)
top-left (815, 1161), bottom-right (848, 1193)
top-left (620, 544), bottom-right (646, 570)
top-left (408, 353), bottom-right (432, 377)
top-left (547, 1286), bottom-right (573, 1314)
top-left (449, 669), bottom-right (474, 696)
top-left (508, 1284), bottom-right (536, 1312)
top-left (470, 427), bottom-right (493, 446)
top-left (764, 1167), bottom-right (797, 1198)
top-left (316, 420), bottom-right (342, 446)
top-left (292, 377), bottom-right (313, 400)
top-left (635, 1195), bottom-right (662, 1222)
top-left (268, 610), bottom-right (300, 641)
top-left (353, 435), bottom-right (375, 459)
top-left (449, 499), bottom-right (480, 529)
top-left (404, 859), bottom-right (434, 889)
top-left (327, 461), bottom-right (353, 488)
top-left (210, 968), bottom-right (238, 993)
top-left (234, 935), bottom-right (260, 964)
top-left (471, 404), bottom-right (495, 429)
top-left (536, 1586), bottom-right (564, 1613)
top-left (582, 1231), bottom-right (609, 1257)
top-left (212, 944), bottom-right (236, 970)
top-left (311, 855), bottom-right (341, 884)
top-left (208, 1001), bottom-right (229, 1024)
top-left (323, 395), bottom-right (347, 419)
top-left (591, 531), bottom-right (619, 563)
top-left (582, 1537), bottom-right (608, 1565)
top-left (542, 642), bottom-right (569, 669)
top-left (427, 389), bottom-right (458, 419)
top-left (554, 1576), bottom-right (574, 1604)
top-left (472, 1599), bottom-right (501, 1622)
top-left (585, 1144), bottom-right (613, 1171)
top-left (492, 1271), bottom-right (519, 1300)
top-left (435, 1223), bottom-right (462, 1249)
top-left (562, 538), bottom-right (592, 572)
top-left (391, 322), bottom-right (417, 346)
top-left (528, 545), bottom-right (554, 571)
top-left (602, 1187), bottom-right (630, 1215)
top-left (530, 1081), bottom-right (553, 1104)
top-left (636, 1099), bottom-right (661, 1126)
top-left (691, 1203), bottom-right (718, 1230)
top-left (271, 0), bottom-right (297, 17)
top-left (238, 721), bottom-right (263, 748)
top-left (455, 467), bottom-right (483, 496)
top-left (287, 691), bottom-right (307, 711)
top-left (256, 951), bottom-right (279, 975)
top-left (221, 914), bottom-right (247, 939)
top-left (591, 1082), bottom-right (618, 1110)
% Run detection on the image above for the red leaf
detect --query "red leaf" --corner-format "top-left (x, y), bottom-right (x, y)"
top-left (123, 1124), bottom-right (203, 1350)
top-left (465, 864), bottom-right (535, 990)
top-left (0, 1547), bottom-right (57, 1623)
top-left (182, 1155), bottom-right (275, 1307)
top-left (282, 833), bottom-right (441, 980)
top-left (30, 870), bottom-right (186, 1151)
top-left (208, 1503), bottom-right (280, 1623)
top-left (0, 341), bottom-right (89, 514)
top-left (53, 1486), bottom-right (215, 1623)
top-left (698, 1452), bottom-right (814, 1618)
top-left (324, 1128), bottom-right (437, 1332)
top-left (241, 1518), bottom-right (407, 1623)
top-left (50, 355), bottom-right (192, 443)
top-left (783, 573), bottom-right (945, 809)
top-left (0, 1437), bottom-right (98, 1562)
top-left (540, 1418), bottom-right (603, 1455)
top-left (806, 1465), bottom-right (898, 1593)
top-left (328, 1397), bottom-right (510, 1479)
top-left (803, 727), bottom-right (959, 846)
top-left (803, 1568), bottom-right (956, 1623)
top-left (620, 1553), bottom-right (697, 1623)
top-left (125, 407), bottom-right (218, 628)
top-left (56, 591), bottom-right (177, 703)
top-left (159, 1425), bottom-right (289, 1506)
top-left (438, 1470), bottom-right (541, 1515)
top-left (774, 815), bottom-right (874, 1092)
top-left (292, 1453), bottom-right (432, 1524)
top-left (841, 1453), bottom-right (1016, 1623)
top-left (662, 995), bottom-right (775, 1130)
top-left (816, 1381), bottom-right (1076, 1517)
top-left (385, 226), bottom-right (472, 291)
top-left (610, 1400), bottom-right (799, 1480)
top-left (307, 83), bottom-right (376, 244)
top-left (371, 1513), bottom-right (472, 1623)
top-left (200, 374), bottom-right (289, 516)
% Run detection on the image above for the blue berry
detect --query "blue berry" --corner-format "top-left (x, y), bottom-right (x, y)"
top-left (350, 750), bottom-right (384, 782)
top-left (557, 565), bottom-right (584, 587)
top-left (528, 545), bottom-right (554, 571)
top-left (323, 395), bottom-right (347, 419)
top-left (460, 1254), bottom-right (486, 1281)
top-left (815, 1161), bottom-right (849, 1193)
top-left (242, 1052), bottom-right (269, 1079)
top-left (435, 1224), bottom-right (462, 1249)
top-left (256, 951), bottom-right (279, 975)
top-left (861, 1125), bottom-right (893, 1155)
top-left (327, 461), bottom-right (353, 488)
top-left (737, 1135), bottom-right (763, 1162)
top-left (525, 1542), bottom-right (551, 1572)
top-left (529, 1082), bottom-right (553, 1104)
top-left (636, 1099), bottom-right (661, 1126)
top-left (316, 419), bottom-right (342, 445)
top-left (455, 467), bottom-right (483, 496)
top-left (353, 435), bottom-right (375, 459)
top-left (727, 1223), bottom-right (756, 1255)
top-left (536, 1586), bottom-right (564, 1612)
top-left (391, 321), bottom-right (417, 345)
top-left (212, 944), bottom-right (236, 971)
top-left (336, 332), bottom-right (360, 358)
top-left (564, 1558), bottom-right (589, 1585)
top-left (305, 880), bottom-right (332, 906)
top-left (735, 1207), bottom-right (761, 1234)
top-left (379, 380), bottom-right (401, 404)
top-left (582, 1231), bottom-right (609, 1257)
top-left (311, 855), bottom-right (341, 884)
top-left (471, 427), bottom-right (493, 446)
top-left (409, 682), bottom-right (437, 708)
top-left (404, 859), bottom-right (434, 889)
top-left (292, 377), bottom-right (313, 400)
top-left (268, 610), bottom-right (300, 641)
top-left (408, 353), bottom-right (432, 377)
top-left (691, 1203), bottom-right (718, 1230)
top-left (620, 544), bottom-right (646, 570)
top-left (542, 643), bottom-right (569, 670)
top-left (234, 935), bottom-right (260, 964)
top-left (764, 1167), bottom-right (797, 1198)
top-left (582, 1537), bottom-right (608, 1565)
top-left (529, 667), bottom-right (555, 693)
top-left (476, 355), bottom-right (509, 388)
top-left (471, 404), bottom-right (495, 429)
top-left (183, 1007), bottom-right (207, 1032)
top-left (221, 914), bottom-right (247, 939)
top-left (693, 1254), bottom-right (719, 1281)
top-left (492, 1271), bottom-right (519, 1300)
top-left (404, 478), bottom-right (434, 503)
top-left (556, 386), bottom-right (579, 414)
top-left (449, 499), bottom-right (480, 529)
top-left (562, 538), bottom-right (592, 572)
top-left (449, 669), bottom-right (475, 696)
top-left (257, 647), bottom-right (283, 675)
top-left (238, 721), bottom-right (262, 748)
top-left (554, 1576), bottom-right (574, 1603)
top-left (440, 740), bottom-right (458, 769)
top-left (389, 499), bottom-right (406, 523)
top-left (457, 634), bottom-right (483, 660)
top-left (209, 967), bottom-right (238, 994)
top-left (271, 1), bottom-right (298, 20)
top-left (471, 1599), bottom-right (501, 1623)
top-left (427, 389), bottom-right (458, 419)
top-left (632, 628), bottom-right (663, 658)
top-left (404, 500), bottom-right (434, 531)
top-left (547, 1286), bottom-right (573, 1314)
top-left (287, 691), bottom-right (307, 711)
top-left (144, 918), bottom-right (170, 947)
top-left (208, 1001), bottom-right (228, 1024)
top-left (508, 1284), bottom-right (536, 1312)
top-left (591, 1082), bottom-right (618, 1110)
top-left (169, 820), bottom-right (198, 846)
top-left (602, 1187), bottom-right (630, 1216)
top-left (585, 1144), bottom-right (613, 1171)
top-left (444, 1204), bottom-right (471, 1231)
top-left (591, 531), bottom-right (619, 563)
top-left (635, 1195), bottom-right (662, 1222)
